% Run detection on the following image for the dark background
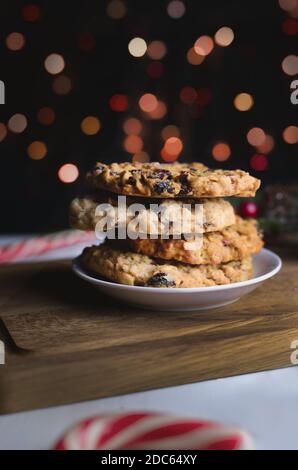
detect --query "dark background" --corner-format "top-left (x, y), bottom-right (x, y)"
top-left (0, 0), bottom-right (297, 233)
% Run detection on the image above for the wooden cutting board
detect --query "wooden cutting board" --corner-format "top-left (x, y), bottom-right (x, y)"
top-left (0, 252), bottom-right (297, 414)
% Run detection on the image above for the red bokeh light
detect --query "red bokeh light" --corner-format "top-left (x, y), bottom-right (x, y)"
top-left (109, 94), bottom-right (128, 112)
top-left (147, 62), bottom-right (164, 78)
top-left (250, 154), bottom-right (268, 171)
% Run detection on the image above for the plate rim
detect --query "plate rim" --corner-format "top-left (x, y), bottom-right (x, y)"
top-left (72, 248), bottom-right (282, 294)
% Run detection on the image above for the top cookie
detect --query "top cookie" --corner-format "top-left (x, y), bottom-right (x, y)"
top-left (87, 161), bottom-right (261, 198)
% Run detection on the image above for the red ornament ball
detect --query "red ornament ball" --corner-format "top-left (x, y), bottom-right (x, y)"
top-left (239, 201), bottom-right (258, 218)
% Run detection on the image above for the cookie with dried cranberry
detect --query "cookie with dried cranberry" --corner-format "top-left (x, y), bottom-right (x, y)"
top-left (80, 244), bottom-right (253, 288)
top-left (86, 161), bottom-right (260, 198)
top-left (131, 216), bottom-right (263, 265)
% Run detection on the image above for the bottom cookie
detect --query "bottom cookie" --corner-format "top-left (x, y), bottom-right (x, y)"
top-left (81, 244), bottom-right (253, 288)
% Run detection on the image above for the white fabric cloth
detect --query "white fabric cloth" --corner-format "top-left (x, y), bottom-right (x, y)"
top-left (0, 236), bottom-right (297, 450)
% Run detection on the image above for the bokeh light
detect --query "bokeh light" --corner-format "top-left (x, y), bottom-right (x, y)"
top-left (132, 151), bottom-right (150, 163)
top-left (148, 101), bottom-right (167, 119)
top-left (167, 0), bottom-right (185, 18)
top-left (27, 141), bottom-right (47, 160)
top-left (281, 55), bottom-right (298, 75)
top-left (214, 27), bottom-right (234, 46)
top-left (180, 86), bottom-right (197, 104)
top-left (256, 134), bottom-right (275, 154)
top-left (250, 154), bottom-right (268, 171)
top-left (147, 62), bottom-right (164, 79)
top-left (278, 0), bottom-right (297, 11)
top-left (161, 125), bottom-right (180, 140)
top-left (52, 75), bottom-right (72, 95)
top-left (58, 164), bottom-right (79, 183)
top-left (234, 93), bottom-right (254, 111)
top-left (44, 53), bottom-right (65, 75)
top-left (128, 37), bottom-right (147, 57)
top-left (81, 116), bottom-right (101, 135)
top-left (212, 142), bottom-right (231, 161)
top-left (110, 94), bottom-right (128, 111)
top-left (147, 41), bottom-right (167, 60)
top-left (282, 18), bottom-right (298, 35)
top-left (247, 127), bottom-right (266, 146)
top-left (0, 123), bottom-right (7, 142)
top-left (123, 118), bottom-right (142, 135)
top-left (194, 36), bottom-right (214, 56)
top-left (139, 93), bottom-right (158, 112)
top-left (37, 107), bottom-right (55, 125)
top-left (6, 32), bottom-right (25, 51)
top-left (164, 137), bottom-right (183, 156)
top-left (106, 0), bottom-right (127, 19)
top-left (21, 4), bottom-right (41, 22)
top-left (77, 33), bottom-right (95, 51)
top-left (8, 114), bottom-right (27, 133)
top-left (283, 125), bottom-right (298, 143)
top-left (123, 135), bottom-right (143, 153)
top-left (186, 47), bottom-right (205, 65)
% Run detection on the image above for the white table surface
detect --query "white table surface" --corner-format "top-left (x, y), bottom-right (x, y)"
top-left (0, 235), bottom-right (297, 450)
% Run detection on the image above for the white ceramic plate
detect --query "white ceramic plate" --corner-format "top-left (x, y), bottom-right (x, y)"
top-left (72, 248), bottom-right (282, 312)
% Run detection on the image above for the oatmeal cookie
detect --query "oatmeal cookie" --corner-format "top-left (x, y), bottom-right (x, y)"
top-left (132, 216), bottom-right (263, 265)
top-left (81, 244), bottom-right (253, 288)
top-left (86, 161), bottom-right (260, 198)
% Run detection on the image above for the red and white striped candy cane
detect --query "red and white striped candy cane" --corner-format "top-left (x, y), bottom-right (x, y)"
top-left (0, 230), bottom-right (95, 264)
top-left (54, 412), bottom-right (254, 450)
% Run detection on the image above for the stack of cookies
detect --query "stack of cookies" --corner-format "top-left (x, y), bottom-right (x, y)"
top-left (70, 161), bottom-right (263, 288)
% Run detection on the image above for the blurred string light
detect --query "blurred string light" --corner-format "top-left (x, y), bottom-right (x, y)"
top-left (6, 32), bottom-right (25, 51)
top-left (214, 27), bottom-right (234, 46)
top-left (58, 163), bottom-right (79, 183)
top-left (0, 123), bottom-right (7, 142)
top-left (109, 94), bottom-right (128, 111)
top-left (234, 92), bottom-right (254, 111)
top-left (186, 47), bottom-right (205, 65)
top-left (81, 116), bottom-right (101, 135)
top-left (247, 127), bottom-right (266, 146)
top-left (77, 33), bottom-right (96, 51)
top-left (147, 62), bottom-right (164, 79)
top-left (281, 55), bottom-right (298, 75)
top-left (44, 53), bottom-right (65, 74)
top-left (148, 101), bottom-right (167, 119)
top-left (212, 142), bottom-right (231, 161)
top-left (106, 0), bottom-right (127, 19)
top-left (278, 0), bottom-right (297, 12)
top-left (281, 18), bottom-right (298, 35)
top-left (37, 107), bottom-right (55, 125)
top-left (21, 4), bottom-right (41, 22)
top-left (139, 93), bottom-right (158, 112)
top-left (27, 141), bottom-right (47, 160)
top-left (52, 75), bottom-right (72, 95)
top-left (128, 37), bottom-right (147, 57)
top-left (194, 36), bottom-right (214, 56)
top-left (147, 41), bottom-right (167, 60)
top-left (161, 125), bottom-right (180, 140)
top-left (123, 117), bottom-right (142, 135)
top-left (256, 134), bottom-right (275, 154)
top-left (8, 113), bottom-right (27, 133)
top-left (132, 151), bottom-right (150, 163)
top-left (162, 137), bottom-right (183, 161)
top-left (180, 86), bottom-right (197, 104)
top-left (167, 0), bottom-right (186, 18)
top-left (250, 154), bottom-right (268, 171)
top-left (123, 135), bottom-right (143, 153)
top-left (283, 125), bottom-right (298, 143)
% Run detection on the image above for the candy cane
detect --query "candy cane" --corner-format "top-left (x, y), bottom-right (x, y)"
top-left (54, 412), bottom-right (254, 450)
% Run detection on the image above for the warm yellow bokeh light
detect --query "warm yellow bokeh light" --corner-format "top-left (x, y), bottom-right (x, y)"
top-left (8, 114), bottom-right (27, 133)
top-left (123, 135), bottom-right (143, 153)
top-left (128, 37), bottom-right (147, 57)
top-left (212, 142), bottom-right (231, 161)
top-left (186, 47), bottom-right (205, 65)
top-left (27, 141), bottom-right (47, 160)
top-left (281, 55), bottom-right (298, 75)
top-left (44, 53), bottom-right (65, 75)
top-left (106, 0), bottom-right (126, 19)
top-left (214, 27), bottom-right (234, 46)
top-left (139, 93), bottom-right (158, 112)
top-left (6, 32), bottom-right (25, 51)
top-left (161, 125), bottom-right (180, 141)
top-left (194, 36), bottom-right (214, 56)
top-left (123, 118), bottom-right (142, 135)
top-left (132, 151), bottom-right (150, 163)
top-left (81, 116), bottom-right (101, 135)
top-left (247, 127), bottom-right (266, 146)
top-left (147, 41), bottom-right (167, 60)
top-left (58, 164), bottom-right (79, 183)
top-left (283, 125), bottom-right (298, 143)
top-left (0, 123), bottom-right (7, 142)
top-left (234, 93), bottom-right (254, 111)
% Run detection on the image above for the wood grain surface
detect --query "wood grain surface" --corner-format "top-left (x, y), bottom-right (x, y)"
top-left (0, 252), bottom-right (297, 414)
